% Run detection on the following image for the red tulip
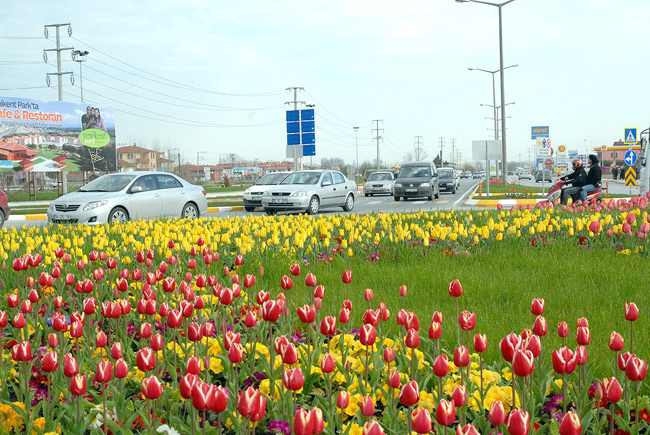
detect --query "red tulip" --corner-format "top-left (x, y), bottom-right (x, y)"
top-left (293, 408), bottom-right (313, 435)
top-left (360, 324), bottom-right (377, 346)
top-left (405, 328), bottom-right (420, 349)
top-left (282, 367), bottom-right (305, 391)
top-left (557, 321), bottom-right (569, 338)
top-left (280, 343), bottom-right (298, 365)
top-left (625, 356), bottom-right (647, 382)
top-left (609, 331), bottom-right (625, 352)
top-left (399, 285), bottom-right (407, 297)
top-left (114, 358), bottom-right (129, 378)
top-left (362, 420), bottom-right (385, 435)
top-left (575, 345), bottom-right (588, 366)
top-left (48, 333), bottom-right (58, 349)
top-left (360, 396), bottom-right (375, 417)
top-left (364, 288), bottom-right (374, 302)
top-left (362, 309), bottom-right (380, 327)
top-left (70, 374), bottom-right (87, 396)
top-left (428, 321), bottom-right (442, 340)
top-left (305, 273), bottom-right (317, 287)
top-left (625, 302), bottom-right (639, 321)
top-left (512, 349), bottom-right (535, 377)
top-left (525, 335), bottom-right (542, 358)
top-left (179, 373), bottom-right (199, 399)
top-left (95, 360), bottom-right (113, 383)
top-left (618, 352), bottom-right (634, 371)
top-left (576, 317), bottom-right (589, 328)
top-left (456, 424), bottom-right (480, 435)
top-left (136, 347), bottom-right (156, 372)
top-left (63, 353), bottom-right (79, 377)
top-left (435, 399), bottom-right (456, 425)
top-left (192, 381), bottom-right (213, 411)
top-left (404, 312), bottom-right (420, 331)
top-left (499, 333), bottom-right (521, 362)
top-left (383, 347), bottom-right (395, 363)
top-left (280, 275), bottom-right (293, 290)
top-left (228, 342), bottom-right (245, 364)
top-left (320, 354), bottom-right (336, 373)
top-left (244, 311), bottom-right (258, 328)
top-left (387, 370), bottom-right (401, 389)
top-left (337, 391), bottom-right (350, 409)
top-left (588, 220), bottom-right (601, 233)
top-left (448, 279), bottom-right (463, 297)
top-left (320, 316), bottom-right (337, 336)
top-left (433, 354), bottom-right (449, 377)
top-left (398, 380), bottom-right (420, 406)
top-left (309, 407), bottom-right (324, 434)
top-left (13, 313), bottom-right (26, 329)
top-left (237, 387), bottom-right (264, 418)
top-left (342, 269), bottom-right (352, 284)
top-left (533, 316), bottom-right (547, 336)
top-left (451, 385), bottom-right (467, 407)
top-left (313, 285), bottom-right (325, 299)
top-left (142, 375), bottom-right (163, 399)
top-left (552, 347), bottom-right (578, 375)
top-left (559, 411), bottom-right (581, 435)
top-left (488, 401), bottom-right (506, 426)
top-left (602, 377), bottom-right (623, 403)
top-left (339, 308), bottom-right (351, 324)
top-left (473, 333), bottom-right (487, 353)
top-left (412, 408), bottom-right (432, 434)
top-left (261, 300), bottom-right (281, 322)
top-left (211, 386), bottom-right (229, 413)
top-left (458, 311), bottom-right (476, 331)
top-left (576, 326), bottom-right (591, 345)
top-left (454, 345), bottom-right (470, 367)
top-left (507, 409), bottom-right (530, 435)
top-left (42, 351), bottom-right (58, 372)
top-left (297, 305), bottom-right (316, 324)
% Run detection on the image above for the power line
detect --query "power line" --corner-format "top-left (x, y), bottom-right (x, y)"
top-left (71, 36), bottom-right (285, 97)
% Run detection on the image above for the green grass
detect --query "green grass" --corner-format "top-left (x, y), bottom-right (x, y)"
top-left (203, 184), bottom-right (250, 193)
top-left (4, 191), bottom-right (60, 202)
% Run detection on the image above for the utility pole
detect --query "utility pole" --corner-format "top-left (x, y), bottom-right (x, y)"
top-left (43, 24), bottom-right (73, 102)
top-left (286, 87), bottom-right (305, 172)
top-left (353, 127), bottom-right (359, 178)
top-left (414, 136), bottom-right (424, 161)
top-left (438, 137), bottom-right (445, 166)
top-left (372, 120), bottom-right (383, 171)
top-left (450, 138), bottom-right (457, 166)
top-left (71, 50), bottom-right (89, 103)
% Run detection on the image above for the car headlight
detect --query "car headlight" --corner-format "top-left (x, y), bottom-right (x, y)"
top-left (384, 183), bottom-right (392, 187)
top-left (394, 183), bottom-right (402, 187)
top-left (290, 191), bottom-right (308, 197)
top-left (421, 182), bottom-right (431, 187)
top-left (82, 200), bottom-right (108, 211)
top-left (244, 188), bottom-right (251, 194)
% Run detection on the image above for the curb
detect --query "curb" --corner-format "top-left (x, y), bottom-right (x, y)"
top-left (7, 207), bottom-right (249, 222)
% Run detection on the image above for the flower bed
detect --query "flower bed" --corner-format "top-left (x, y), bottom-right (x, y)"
top-left (0, 198), bottom-right (649, 434)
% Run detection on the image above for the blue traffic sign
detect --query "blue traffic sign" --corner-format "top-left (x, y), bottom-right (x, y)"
top-left (286, 109), bottom-right (317, 155)
top-left (624, 128), bottom-right (637, 144)
top-left (625, 150), bottom-right (637, 166)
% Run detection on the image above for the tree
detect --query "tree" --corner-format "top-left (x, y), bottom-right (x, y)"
top-left (320, 157), bottom-right (346, 169)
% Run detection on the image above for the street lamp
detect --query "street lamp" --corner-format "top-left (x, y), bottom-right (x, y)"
top-left (457, 0), bottom-right (518, 185)
top-left (469, 65), bottom-right (517, 140)
top-left (71, 50), bottom-right (89, 103)
top-left (353, 127), bottom-right (359, 179)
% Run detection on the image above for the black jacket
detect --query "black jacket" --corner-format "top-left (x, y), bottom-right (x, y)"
top-left (585, 165), bottom-right (602, 186)
top-left (565, 167), bottom-right (587, 187)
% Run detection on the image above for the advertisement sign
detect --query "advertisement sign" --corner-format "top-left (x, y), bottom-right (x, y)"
top-left (0, 96), bottom-right (116, 172)
top-left (536, 137), bottom-right (552, 157)
top-left (531, 126), bottom-right (549, 139)
top-left (471, 140), bottom-right (502, 160)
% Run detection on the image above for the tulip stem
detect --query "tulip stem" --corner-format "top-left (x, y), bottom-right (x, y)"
top-left (102, 382), bottom-right (108, 435)
top-left (152, 399), bottom-right (157, 435)
top-left (365, 345), bottom-right (370, 391)
top-left (609, 402), bottom-right (615, 435)
top-left (562, 374), bottom-right (567, 414)
top-left (479, 354), bottom-right (485, 408)
top-left (407, 406), bottom-right (413, 434)
top-left (630, 321), bottom-right (634, 355)
top-left (190, 403), bottom-right (196, 435)
top-left (635, 381), bottom-right (640, 431)
top-left (202, 410), bottom-right (206, 435)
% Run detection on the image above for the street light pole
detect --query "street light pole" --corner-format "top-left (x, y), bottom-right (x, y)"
top-left (71, 50), bottom-right (89, 103)
top-left (469, 65), bottom-right (517, 140)
top-left (458, 0), bottom-right (517, 186)
top-left (353, 127), bottom-right (359, 178)
top-left (197, 151), bottom-right (207, 179)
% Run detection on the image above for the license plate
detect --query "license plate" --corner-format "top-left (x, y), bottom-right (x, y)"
top-left (271, 199), bottom-right (288, 204)
top-left (405, 188), bottom-right (417, 192)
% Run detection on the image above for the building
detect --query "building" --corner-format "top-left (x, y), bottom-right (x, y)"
top-left (117, 145), bottom-right (175, 172)
top-left (594, 141), bottom-right (642, 164)
top-left (0, 142), bottom-right (39, 161)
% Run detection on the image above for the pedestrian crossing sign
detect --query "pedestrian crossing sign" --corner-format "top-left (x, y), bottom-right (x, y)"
top-left (624, 128), bottom-right (637, 144)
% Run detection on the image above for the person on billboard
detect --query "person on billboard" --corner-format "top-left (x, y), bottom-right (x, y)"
top-left (81, 106), bottom-right (96, 130)
top-left (580, 154), bottom-right (602, 202)
top-left (94, 108), bottom-right (106, 131)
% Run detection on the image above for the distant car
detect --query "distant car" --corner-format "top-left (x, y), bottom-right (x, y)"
top-left (438, 168), bottom-right (459, 194)
top-left (47, 171), bottom-right (207, 225)
top-left (261, 170), bottom-right (356, 215)
top-left (534, 169), bottom-right (552, 182)
top-left (0, 189), bottom-right (10, 228)
top-left (461, 171), bottom-right (472, 179)
top-left (243, 172), bottom-right (291, 212)
top-left (393, 161), bottom-right (440, 201)
top-left (364, 171), bottom-right (395, 196)
top-left (518, 170), bottom-right (533, 180)
top-left (473, 172), bottom-right (484, 179)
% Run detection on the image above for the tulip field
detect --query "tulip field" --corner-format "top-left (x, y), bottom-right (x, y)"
top-left (0, 197), bottom-right (649, 434)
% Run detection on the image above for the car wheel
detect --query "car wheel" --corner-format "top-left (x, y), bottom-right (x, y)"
top-left (108, 207), bottom-right (129, 224)
top-left (181, 202), bottom-right (199, 219)
top-left (307, 196), bottom-right (320, 215)
top-left (244, 206), bottom-right (255, 212)
top-left (394, 196), bottom-right (400, 201)
top-left (427, 193), bottom-right (433, 201)
top-left (0, 210), bottom-right (4, 228)
top-left (342, 194), bottom-right (354, 212)
top-left (364, 193), bottom-right (369, 197)
top-left (434, 189), bottom-right (440, 199)
top-left (452, 186), bottom-right (457, 194)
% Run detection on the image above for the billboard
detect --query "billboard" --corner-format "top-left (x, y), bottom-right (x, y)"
top-left (0, 96), bottom-right (116, 172)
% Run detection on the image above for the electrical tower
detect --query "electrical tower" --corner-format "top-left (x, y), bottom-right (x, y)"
top-left (372, 120), bottom-right (384, 171)
top-left (438, 137), bottom-right (445, 165)
top-left (43, 23), bottom-right (73, 102)
top-left (450, 138), bottom-right (457, 166)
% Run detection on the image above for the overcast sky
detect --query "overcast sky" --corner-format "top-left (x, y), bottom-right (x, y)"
top-left (2, 0), bottom-right (649, 167)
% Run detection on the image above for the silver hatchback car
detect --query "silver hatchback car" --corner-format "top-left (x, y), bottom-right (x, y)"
top-left (47, 171), bottom-right (208, 224)
top-left (364, 171), bottom-right (395, 196)
top-left (261, 170), bottom-right (356, 215)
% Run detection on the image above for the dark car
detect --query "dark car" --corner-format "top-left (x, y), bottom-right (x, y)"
top-left (460, 171), bottom-right (472, 179)
top-left (0, 189), bottom-right (10, 228)
top-left (438, 168), bottom-right (459, 194)
top-left (393, 162), bottom-right (440, 201)
top-left (534, 169), bottom-right (552, 182)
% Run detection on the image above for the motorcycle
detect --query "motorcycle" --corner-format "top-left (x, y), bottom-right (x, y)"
top-left (540, 179), bottom-right (603, 206)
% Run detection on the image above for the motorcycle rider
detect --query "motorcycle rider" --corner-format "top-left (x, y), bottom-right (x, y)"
top-left (560, 159), bottom-right (587, 205)
top-left (580, 154), bottom-right (602, 203)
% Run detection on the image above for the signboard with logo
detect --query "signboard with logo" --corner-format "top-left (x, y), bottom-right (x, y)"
top-left (0, 96), bottom-right (116, 172)
top-left (537, 137), bottom-right (552, 157)
top-left (531, 126), bottom-right (549, 139)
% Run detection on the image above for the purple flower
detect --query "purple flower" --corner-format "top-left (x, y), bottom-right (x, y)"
top-left (268, 420), bottom-right (291, 435)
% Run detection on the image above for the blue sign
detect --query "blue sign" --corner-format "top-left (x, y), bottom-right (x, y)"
top-left (531, 126), bottom-right (549, 139)
top-left (624, 128), bottom-right (637, 144)
top-left (625, 150), bottom-right (638, 166)
top-left (286, 109), bottom-right (316, 156)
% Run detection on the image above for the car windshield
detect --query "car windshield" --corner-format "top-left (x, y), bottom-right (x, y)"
top-left (399, 166), bottom-right (430, 178)
top-left (78, 174), bottom-right (136, 192)
top-left (438, 169), bottom-right (454, 178)
top-left (368, 173), bottom-right (392, 181)
top-left (281, 172), bottom-right (321, 185)
top-left (256, 173), bottom-right (289, 185)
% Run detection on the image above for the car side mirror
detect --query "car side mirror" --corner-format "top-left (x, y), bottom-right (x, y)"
top-left (131, 186), bottom-right (143, 193)
top-left (322, 180), bottom-right (332, 187)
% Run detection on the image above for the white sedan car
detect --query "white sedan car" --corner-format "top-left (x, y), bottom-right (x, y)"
top-left (47, 172), bottom-right (208, 224)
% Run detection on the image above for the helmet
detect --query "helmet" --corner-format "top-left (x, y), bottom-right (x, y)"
top-left (572, 159), bottom-right (583, 170)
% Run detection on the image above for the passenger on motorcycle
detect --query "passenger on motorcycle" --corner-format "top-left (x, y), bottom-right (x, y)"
top-left (580, 154), bottom-right (602, 202)
top-left (560, 159), bottom-right (587, 205)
